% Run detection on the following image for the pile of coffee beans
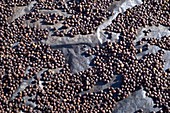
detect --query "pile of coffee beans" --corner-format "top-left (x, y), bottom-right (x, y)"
top-left (55, 0), bottom-right (113, 36)
top-left (0, 0), bottom-right (169, 113)
top-left (142, 36), bottom-right (170, 50)
top-left (105, 0), bottom-right (169, 40)
top-left (1, 0), bottom-right (34, 6)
